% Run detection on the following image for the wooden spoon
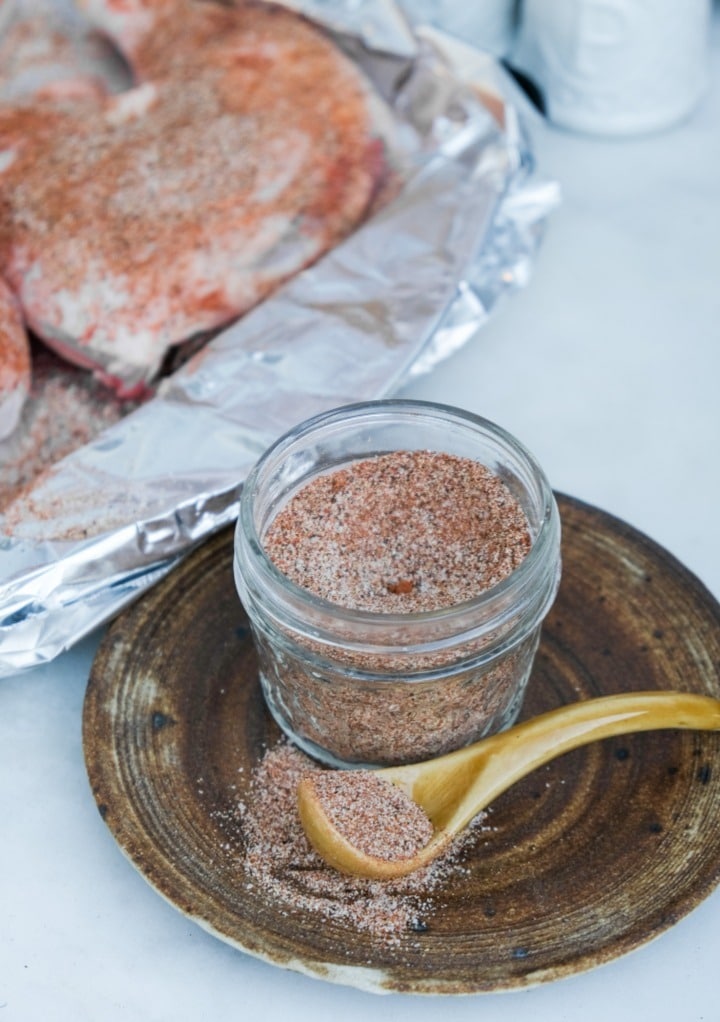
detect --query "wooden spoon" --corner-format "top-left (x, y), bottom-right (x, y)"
top-left (298, 691), bottom-right (720, 879)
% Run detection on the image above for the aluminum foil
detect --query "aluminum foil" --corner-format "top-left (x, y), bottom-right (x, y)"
top-left (0, 1), bottom-right (560, 676)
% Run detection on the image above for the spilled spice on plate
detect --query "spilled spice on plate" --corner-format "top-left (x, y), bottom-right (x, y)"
top-left (221, 740), bottom-right (490, 944)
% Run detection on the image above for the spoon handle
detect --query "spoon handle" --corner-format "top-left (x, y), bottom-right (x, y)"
top-left (394, 691), bottom-right (720, 834)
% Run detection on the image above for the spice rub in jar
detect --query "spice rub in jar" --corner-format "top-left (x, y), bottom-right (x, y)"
top-left (264, 450), bottom-right (531, 614)
top-left (251, 449), bottom-right (539, 765)
top-left (235, 401), bottom-right (562, 768)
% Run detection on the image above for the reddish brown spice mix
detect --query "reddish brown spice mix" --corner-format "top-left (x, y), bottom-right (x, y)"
top-left (257, 451), bottom-right (534, 764)
top-left (264, 450), bottom-right (531, 614)
top-left (0, 348), bottom-right (137, 515)
top-left (307, 770), bottom-right (434, 862)
top-left (221, 741), bottom-right (489, 943)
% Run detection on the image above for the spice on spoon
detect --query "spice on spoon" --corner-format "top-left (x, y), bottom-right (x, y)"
top-left (230, 741), bottom-right (490, 944)
top-left (296, 691), bottom-right (720, 880)
top-left (307, 770), bottom-right (434, 862)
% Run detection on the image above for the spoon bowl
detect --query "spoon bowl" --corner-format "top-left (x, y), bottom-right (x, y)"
top-left (298, 691), bottom-right (720, 879)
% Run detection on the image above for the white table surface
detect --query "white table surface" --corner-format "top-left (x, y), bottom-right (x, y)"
top-left (3, 12), bottom-right (720, 1022)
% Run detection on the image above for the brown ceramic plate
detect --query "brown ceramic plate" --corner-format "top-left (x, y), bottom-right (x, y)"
top-left (83, 494), bottom-right (720, 994)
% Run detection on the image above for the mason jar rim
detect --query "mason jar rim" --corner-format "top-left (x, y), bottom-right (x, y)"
top-left (235, 399), bottom-right (560, 646)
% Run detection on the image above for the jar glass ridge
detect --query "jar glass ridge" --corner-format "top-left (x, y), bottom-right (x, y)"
top-left (234, 400), bottom-right (561, 767)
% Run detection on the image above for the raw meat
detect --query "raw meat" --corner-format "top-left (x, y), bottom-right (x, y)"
top-left (0, 1), bottom-right (130, 103)
top-left (0, 275), bottom-right (31, 440)
top-left (0, 0), bottom-right (388, 397)
top-left (0, 346), bottom-right (134, 511)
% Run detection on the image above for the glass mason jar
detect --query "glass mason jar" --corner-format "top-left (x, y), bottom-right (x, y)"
top-left (234, 400), bottom-right (561, 768)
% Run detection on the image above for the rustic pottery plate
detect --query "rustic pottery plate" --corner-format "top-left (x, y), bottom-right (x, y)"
top-left (83, 494), bottom-right (720, 994)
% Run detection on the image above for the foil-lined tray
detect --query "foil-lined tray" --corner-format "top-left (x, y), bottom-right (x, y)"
top-left (0, 0), bottom-right (559, 676)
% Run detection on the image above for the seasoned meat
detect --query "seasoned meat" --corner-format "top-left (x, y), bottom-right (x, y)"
top-left (0, 276), bottom-right (31, 440)
top-left (0, 3), bottom-right (129, 103)
top-left (0, 0), bottom-right (388, 397)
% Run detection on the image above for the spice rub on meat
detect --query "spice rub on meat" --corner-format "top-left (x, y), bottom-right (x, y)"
top-left (0, 5), bottom-right (128, 104)
top-left (0, 0), bottom-right (389, 397)
top-left (0, 276), bottom-right (31, 441)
